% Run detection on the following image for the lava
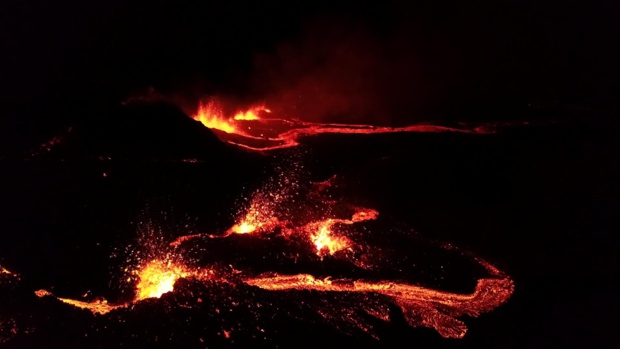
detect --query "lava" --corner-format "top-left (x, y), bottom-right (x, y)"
top-left (304, 207), bottom-right (378, 256)
top-left (189, 97), bottom-right (509, 151)
top-left (34, 259), bottom-right (214, 315)
top-left (134, 259), bottom-right (190, 300)
top-left (233, 105), bottom-right (270, 120)
top-left (192, 99), bottom-right (271, 138)
top-left (311, 220), bottom-right (351, 256)
top-left (194, 100), bottom-right (238, 134)
top-left (19, 127), bottom-right (515, 342)
top-left (227, 203), bottom-right (279, 236)
top-left (244, 273), bottom-right (513, 338)
top-left (34, 290), bottom-right (127, 315)
top-left (0, 266), bottom-right (18, 281)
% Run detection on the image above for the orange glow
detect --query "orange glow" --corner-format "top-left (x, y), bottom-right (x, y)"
top-left (233, 105), bottom-right (269, 120)
top-left (192, 99), bottom-right (270, 137)
top-left (229, 206), bottom-right (278, 236)
top-left (134, 259), bottom-right (190, 300)
top-left (310, 220), bottom-right (350, 256)
top-left (34, 290), bottom-right (127, 315)
top-left (34, 259), bottom-right (215, 315)
top-left (193, 100), bottom-right (238, 134)
top-left (230, 221), bottom-right (257, 234)
top-left (27, 157), bottom-right (513, 339)
top-left (188, 97), bottom-right (513, 152)
top-left (244, 272), bottom-right (514, 338)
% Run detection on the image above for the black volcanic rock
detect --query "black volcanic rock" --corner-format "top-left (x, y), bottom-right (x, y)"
top-left (32, 102), bottom-right (230, 161)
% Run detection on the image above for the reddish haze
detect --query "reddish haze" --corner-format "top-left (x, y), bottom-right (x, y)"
top-left (251, 19), bottom-right (460, 126)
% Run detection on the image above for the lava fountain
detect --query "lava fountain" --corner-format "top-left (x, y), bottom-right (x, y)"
top-left (35, 258), bottom-right (211, 315)
top-left (134, 259), bottom-right (190, 300)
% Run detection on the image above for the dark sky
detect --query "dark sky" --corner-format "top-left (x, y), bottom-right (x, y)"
top-left (1, 0), bottom-right (618, 124)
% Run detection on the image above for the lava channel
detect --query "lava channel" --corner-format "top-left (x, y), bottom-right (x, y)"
top-left (244, 272), bottom-right (513, 338)
top-left (190, 98), bottom-right (515, 151)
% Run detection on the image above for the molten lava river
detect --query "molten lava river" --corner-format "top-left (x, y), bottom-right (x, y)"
top-left (0, 99), bottom-right (515, 347)
top-left (190, 98), bottom-right (519, 151)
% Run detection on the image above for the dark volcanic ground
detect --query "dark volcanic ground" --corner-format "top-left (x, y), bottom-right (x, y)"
top-left (0, 106), bottom-right (618, 348)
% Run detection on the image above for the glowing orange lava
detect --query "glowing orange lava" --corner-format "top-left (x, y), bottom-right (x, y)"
top-left (134, 259), bottom-right (190, 300)
top-left (192, 99), bottom-right (270, 138)
top-left (188, 98), bottom-right (516, 151)
top-left (193, 100), bottom-right (238, 134)
top-left (228, 203), bottom-right (279, 236)
top-left (233, 105), bottom-right (270, 120)
top-left (303, 208), bottom-right (378, 256)
top-left (34, 290), bottom-right (126, 315)
top-left (244, 272), bottom-right (514, 338)
top-left (310, 220), bottom-right (350, 256)
top-left (27, 161), bottom-right (513, 339)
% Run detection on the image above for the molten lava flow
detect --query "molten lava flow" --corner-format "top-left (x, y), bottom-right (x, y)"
top-left (188, 98), bottom-right (521, 151)
top-left (134, 259), bottom-right (190, 300)
top-left (34, 290), bottom-right (127, 315)
top-left (244, 273), bottom-right (514, 339)
top-left (26, 157), bottom-right (513, 340)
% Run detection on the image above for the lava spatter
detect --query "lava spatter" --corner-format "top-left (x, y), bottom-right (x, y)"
top-left (35, 259), bottom-right (215, 315)
top-left (134, 259), bottom-right (191, 300)
top-left (310, 220), bottom-right (351, 256)
top-left (305, 207), bottom-right (379, 256)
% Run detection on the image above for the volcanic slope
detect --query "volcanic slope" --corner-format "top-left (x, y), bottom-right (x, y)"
top-left (30, 102), bottom-right (243, 162)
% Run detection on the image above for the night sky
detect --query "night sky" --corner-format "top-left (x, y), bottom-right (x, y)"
top-left (2, 0), bottom-right (618, 125)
